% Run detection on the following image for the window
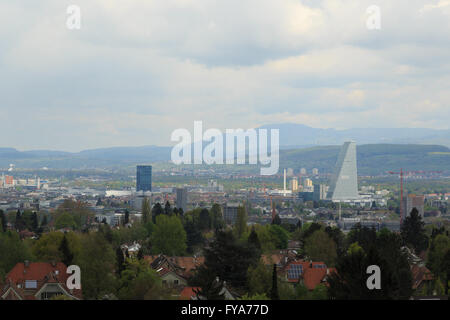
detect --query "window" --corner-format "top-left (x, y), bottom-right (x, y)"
top-left (25, 280), bottom-right (37, 289)
top-left (174, 280), bottom-right (179, 285)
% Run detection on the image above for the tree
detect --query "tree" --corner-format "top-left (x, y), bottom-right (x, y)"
top-left (151, 202), bottom-right (163, 223)
top-left (137, 247), bottom-right (144, 260)
top-left (164, 201), bottom-right (172, 215)
top-left (41, 215), bottom-right (48, 228)
top-left (14, 210), bottom-right (25, 231)
top-left (151, 215), bottom-right (187, 256)
top-left (427, 234), bottom-right (450, 293)
top-left (0, 231), bottom-right (33, 276)
top-left (32, 232), bottom-right (81, 264)
top-left (347, 223), bottom-right (377, 252)
top-left (210, 204), bottom-right (224, 231)
top-left (142, 197), bottom-right (151, 224)
top-left (198, 208), bottom-right (211, 231)
top-left (328, 236), bottom-right (412, 300)
top-left (124, 210), bottom-right (130, 225)
top-left (55, 213), bottom-right (77, 230)
top-left (0, 210), bottom-right (6, 233)
top-left (401, 208), bottom-right (429, 254)
top-left (270, 264), bottom-right (279, 300)
top-left (247, 260), bottom-right (271, 296)
top-left (31, 212), bottom-right (38, 232)
top-left (32, 232), bottom-right (65, 262)
top-left (247, 227), bottom-right (261, 253)
top-left (304, 230), bottom-right (337, 266)
top-left (116, 247), bottom-right (125, 276)
top-left (59, 234), bottom-right (74, 266)
top-left (234, 206), bottom-right (248, 239)
top-left (190, 230), bottom-right (258, 291)
top-left (117, 258), bottom-right (167, 300)
top-left (272, 214), bottom-right (281, 225)
top-left (310, 284), bottom-right (328, 300)
top-left (183, 216), bottom-right (204, 254)
top-left (78, 232), bottom-right (116, 299)
top-left (193, 276), bottom-right (225, 300)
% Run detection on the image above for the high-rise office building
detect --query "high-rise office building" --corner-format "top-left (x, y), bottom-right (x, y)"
top-left (136, 165), bottom-right (152, 192)
top-left (403, 194), bottom-right (425, 217)
top-left (313, 184), bottom-right (328, 201)
top-left (303, 178), bottom-right (313, 188)
top-left (176, 188), bottom-right (188, 213)
top-left (223, 203), bottom-right (240, 225)
top-left (327, 141), bottom-right (359, 201)
top-left (289, 177), bottom-right (299, 192)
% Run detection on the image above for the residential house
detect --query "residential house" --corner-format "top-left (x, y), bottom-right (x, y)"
top-left (0, 261), bottom-right (82, 300)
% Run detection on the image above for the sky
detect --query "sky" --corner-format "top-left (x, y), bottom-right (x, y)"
top-left (1, 0), bottom-right (450, 151)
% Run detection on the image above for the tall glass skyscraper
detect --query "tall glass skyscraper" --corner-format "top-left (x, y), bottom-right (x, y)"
top-left (136, 165), bottom-right (152, 192)
top-left (326, 141), bottom-right (359, 201)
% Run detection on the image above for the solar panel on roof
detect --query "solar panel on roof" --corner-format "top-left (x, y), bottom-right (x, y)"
top-left (287, 264), bottom-right (303, 279)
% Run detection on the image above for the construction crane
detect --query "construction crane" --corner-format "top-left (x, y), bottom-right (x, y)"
top-left (387, 169), bottom-right (442, 224)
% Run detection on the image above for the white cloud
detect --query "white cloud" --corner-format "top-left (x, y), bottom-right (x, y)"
top-left (0, 1), bottom-right (449, 151)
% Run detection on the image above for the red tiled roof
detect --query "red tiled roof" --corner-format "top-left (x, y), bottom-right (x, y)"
top-left (179, 286), bottom-right (200, 300)
top-left (6, 262), bottom-right (68, 283)
top-left (411, 265), bottom-right (433, 289)
top-left (2, 262), bottom-right (82, 300)
top-left (145, 255), bottom-right (205, 278)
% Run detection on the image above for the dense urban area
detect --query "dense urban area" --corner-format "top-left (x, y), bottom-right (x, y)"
top-left (0, 142), bottom-right (449, 301)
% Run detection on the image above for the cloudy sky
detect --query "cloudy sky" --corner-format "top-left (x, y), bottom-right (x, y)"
top-left (1, 0), bottom-right (450, 151)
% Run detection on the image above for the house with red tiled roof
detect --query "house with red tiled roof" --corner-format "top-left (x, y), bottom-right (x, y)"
top-left (0, 261), bottom-right (82, 300)
top-left (145, 254), bottom-right (205, 288)
top-left (283, 260), bottom-right (335, 290)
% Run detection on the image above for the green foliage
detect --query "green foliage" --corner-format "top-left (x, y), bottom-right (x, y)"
top-left (32, 231), bottom-right (81, 264)
top-left (270, 264), bottom-right (279, 300)
top-left (55, 213), bottom-right (77, 230)
top-left (304, 230), bottom-right (337, 266)
top-left (183, 215), bottom-right (204, 254)
top-left (239, 293), bottom-right (269, 300)
top-left (151, 202), bottom-right (163, 223)
top-left (117, 258), bottom-right (166, 300)
top-left (151, 215), bottom-right (187, 255)
top-left (191, 230), bottom-right (259, 292)
top-left (142, 197), bottom-right (151, 224)
top-left (247, 227), bottom-right (261, 254)
top-left (59, 234), bottom-right (74, 266)
top-left (247, 260), bottom-right (271, 296)
top-left (234, 206), bottom-right (248, 239)
top-left (426, 234), bottom-right (450, 288)
top-left (0, 231), bottom-right (33, 276)
top-left (77, 232), bottom-right (116, 299)
top-left (210, 204), bottom-right (225, 231)
top-left (401, 208), bottom-right (429, 254)
top-left (328, 230), bottom-right (412, 300)
top-left (0, 210), bottom-right (6, 233)
top-left (254, 224), bottom-right (289, 252)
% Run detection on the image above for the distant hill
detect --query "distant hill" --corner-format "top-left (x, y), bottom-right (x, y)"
top-left (258, 123), bottom-right (450, 148)
top-left (0, 146), bottom-right (171, 169)
top-left (280, 144), bottom-right (450, 175)
top-left (1, 144), bottom-right (449, 175)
